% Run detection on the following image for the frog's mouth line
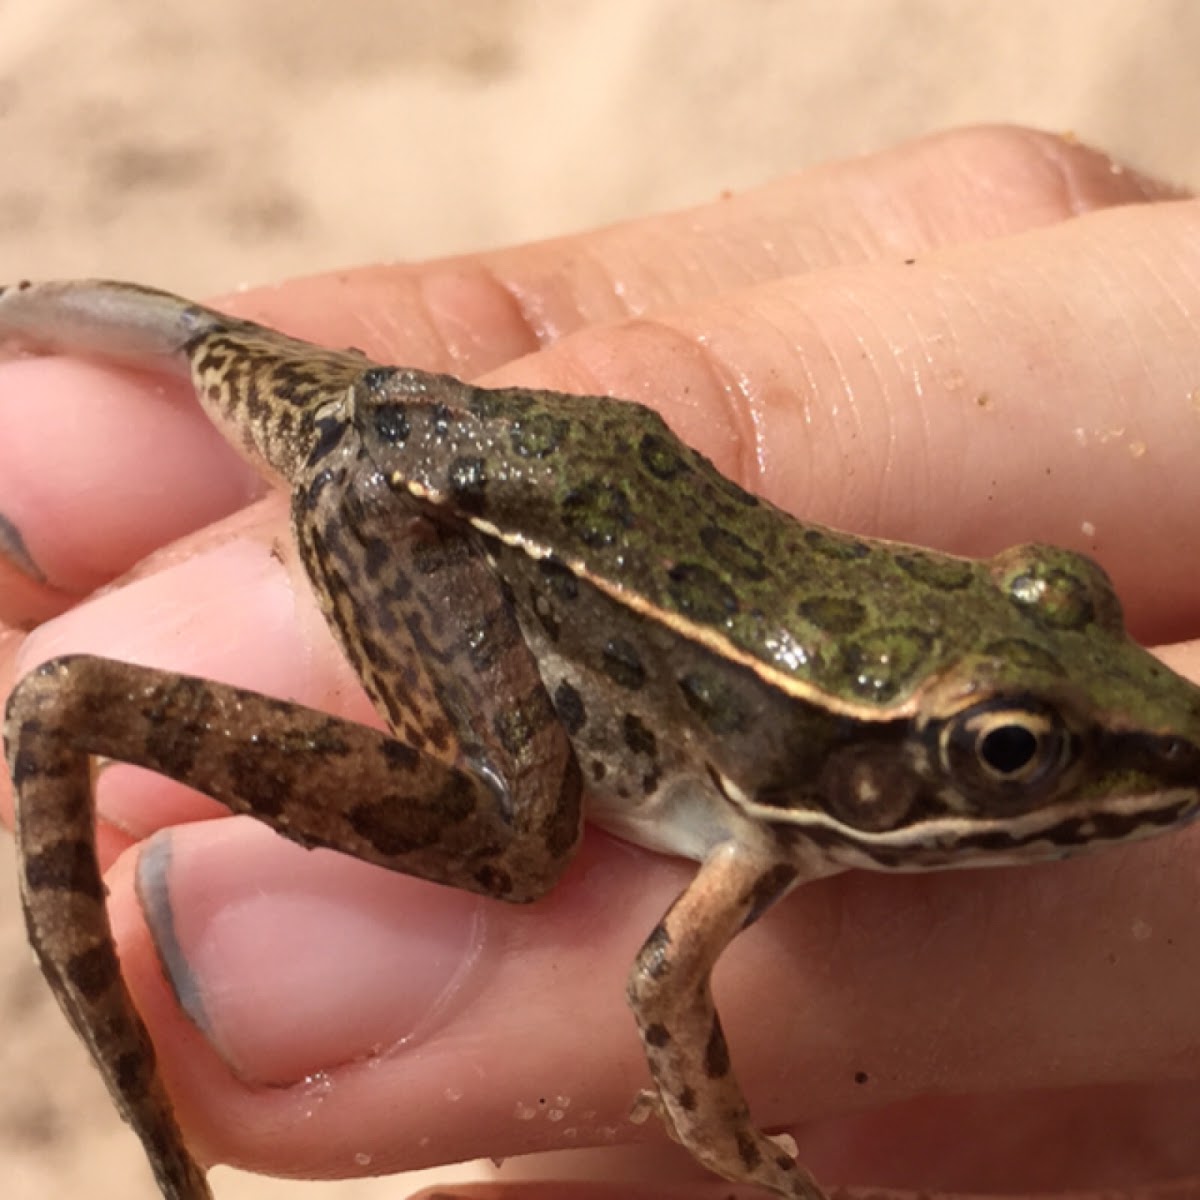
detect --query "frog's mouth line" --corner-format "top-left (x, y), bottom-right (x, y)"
top-left (734, 788), bottom-right (1200, 871)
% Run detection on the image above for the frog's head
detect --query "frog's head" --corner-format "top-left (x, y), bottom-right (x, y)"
top-left (749, 544), bottom-right (1200, 872)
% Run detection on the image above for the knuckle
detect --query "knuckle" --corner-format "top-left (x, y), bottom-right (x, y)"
top-left (928, 124), bottom-right (1186, 218)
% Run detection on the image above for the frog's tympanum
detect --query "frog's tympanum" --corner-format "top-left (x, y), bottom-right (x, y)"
top-left (4, 280), bottom-right (1200, 1199)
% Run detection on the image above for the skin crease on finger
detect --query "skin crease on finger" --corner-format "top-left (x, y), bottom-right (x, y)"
top-left (2, 129), bottom-right (1200, 1198)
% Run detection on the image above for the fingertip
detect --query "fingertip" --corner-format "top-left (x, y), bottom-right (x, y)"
top-left (133, 820), bottom-right (487, 1086)
top-left (0, 356), bottom-right (259, 597)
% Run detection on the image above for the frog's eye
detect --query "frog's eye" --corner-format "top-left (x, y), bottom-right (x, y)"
top-left (939, 697), bottom-right (1078, 804)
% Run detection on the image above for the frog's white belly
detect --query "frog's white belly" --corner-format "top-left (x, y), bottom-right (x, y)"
top-left (588, 771), bottom-right (767, 862)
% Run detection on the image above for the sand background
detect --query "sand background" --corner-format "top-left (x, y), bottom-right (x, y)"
top-left (3, 3), bottom-right (1200, 1197)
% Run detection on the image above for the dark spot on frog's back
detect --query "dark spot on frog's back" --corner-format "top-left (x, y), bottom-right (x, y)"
top-left (358, 534), bottom-right (392, 581)
top-left (429, 401), bottom-right (455, 437)
top-left (447, 456), bottom-right (488, 513)
top-left (561, 480), bottom-right (634, 548)
top-left (666, 562), bottom-right (739, 624)
top-left (369, 402), bottom-right (411, 446)
top-left (895, 550), bottom-right (974, 590)
top-left (699, 524), bottom-right (768, 582)
top-left (798, 594), bottom-right (867, 635)
top-left (843, 626), bottom-right (938, 703)
top-left (638, 431), bottom-right (690, 481)
top-left (509, 411), bottom-right (569, 458)
top-left (468, 384), bottom-right (535, 421)
top-left (359, 366), bottom-right (394, 393)
top-left (981, 636), bottom-right (1067, 677)
top-left (804, 527), bottom-right (870, 561)
top-left (380, 738), bottom-right (421, 772)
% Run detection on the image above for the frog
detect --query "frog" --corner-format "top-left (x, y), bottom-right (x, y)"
top-left (3, 278), bottom-right (1200, 1200)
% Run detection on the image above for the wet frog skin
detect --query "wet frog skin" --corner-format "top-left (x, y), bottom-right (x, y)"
top-left (4, 279), bottom-right (1200, 1200)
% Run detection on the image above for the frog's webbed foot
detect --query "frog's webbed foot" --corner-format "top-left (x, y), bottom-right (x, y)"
top-left (627, 845), bottom-right (825, 1200)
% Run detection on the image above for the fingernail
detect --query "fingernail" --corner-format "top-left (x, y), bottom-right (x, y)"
top-left (137, 818), bottom-right (485, 1085)
top-left (0, 509), bottom-right (46, 582)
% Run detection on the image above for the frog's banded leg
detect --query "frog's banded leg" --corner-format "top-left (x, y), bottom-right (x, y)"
top-left (627, 845), bottom-right (825, 1200)
top-left (7, 638), bottom-right (582, 1199)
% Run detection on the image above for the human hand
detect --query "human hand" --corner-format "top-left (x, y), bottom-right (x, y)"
top-left (3, 126), bottom-right (1200, 1199)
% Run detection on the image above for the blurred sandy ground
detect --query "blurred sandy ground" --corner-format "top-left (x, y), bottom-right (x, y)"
top-left (2, 2), bottom-right (1200, 1197)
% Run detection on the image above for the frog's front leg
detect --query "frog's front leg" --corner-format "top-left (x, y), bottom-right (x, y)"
top-left (628, 844), bottom-right (826, 1200)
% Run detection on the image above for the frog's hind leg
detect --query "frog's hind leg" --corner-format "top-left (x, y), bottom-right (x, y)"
top-left (8, 666), bottom-right (217, 1200)
top-left (0, 278), bottom-right (214, 368)
top-left (0, 278), bottom-right (370, 485)
top-left (6, 630), bottom-right (581, 1200)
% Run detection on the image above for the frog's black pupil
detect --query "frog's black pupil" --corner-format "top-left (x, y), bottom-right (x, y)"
top-left (980, 724), bottom-right (1038, 775)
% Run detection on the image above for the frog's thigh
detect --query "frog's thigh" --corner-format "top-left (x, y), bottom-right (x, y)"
top-left (290, 453), bottom-right (584, 892)
top-left (627, 845), bottom-right (824, 1200)
top-left (11, 654), bottom-right (583, 914)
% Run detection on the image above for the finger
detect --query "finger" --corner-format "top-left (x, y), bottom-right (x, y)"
top-left (406, 1180), bottom-right (1200, 1200)
top-left (795, 1085), bottom-right (1200, 1195)
top-left (409, 1182), bottom-right (790, 1200)
top-left (0, 128), bottom-right (1180, 615)
top-left (225, 126), bottom-right (1185, 362)
top-left (0, 358), bottom-right (261, 621)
